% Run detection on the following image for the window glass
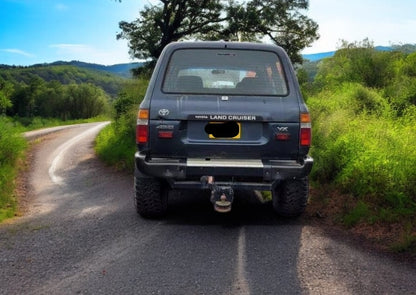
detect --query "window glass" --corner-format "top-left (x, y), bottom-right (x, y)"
top-left (162, 49), bottom-right (288, 96)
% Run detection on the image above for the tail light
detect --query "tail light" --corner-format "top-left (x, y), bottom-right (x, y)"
top-left (136, 108), bottom-right (149, 144)
top-left (300, 113), bottom-right (311, 146)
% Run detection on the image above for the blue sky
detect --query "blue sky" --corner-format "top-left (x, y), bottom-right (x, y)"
top-left (0, 0), bottom-right (143, 65)
top-left (1, 0), bottom-right (415, 66)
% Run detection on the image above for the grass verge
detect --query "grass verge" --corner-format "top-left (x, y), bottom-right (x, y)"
top-left (0, 117), bottom-right (27, 222)
top-left (95, 108), bottom-right (136, 172)
top-left (95, 79), bottom-right (147, 172)
top-left (307, 83), bottom-right (416, 254)
top-left (15, 115), bottom-right (110, 131)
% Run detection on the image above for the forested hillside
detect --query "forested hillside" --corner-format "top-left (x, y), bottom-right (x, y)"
top-left (0, 64), bottom-right (125, 97)
top-left (45, 61), bottom-right (143, 78)
top-left (0, 63), bottom-right (136, 121)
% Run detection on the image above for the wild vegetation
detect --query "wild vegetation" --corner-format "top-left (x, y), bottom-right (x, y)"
top-left (95, 79), bottom-right (148, 171)
top-left (0, 64), bottom-right (130, 120)
top-left (0, 64), bottom-right (125, 97)
top-left (302, 41), bottom-right (416, 252)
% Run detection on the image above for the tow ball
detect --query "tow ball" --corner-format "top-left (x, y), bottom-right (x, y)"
top-left (201, 176), bottom-right (234, 213)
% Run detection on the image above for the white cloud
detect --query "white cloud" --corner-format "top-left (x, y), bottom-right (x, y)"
top-left (1, 48), bottom-right (35, 57)
top-left (49, 43), bottom-right (135, 65)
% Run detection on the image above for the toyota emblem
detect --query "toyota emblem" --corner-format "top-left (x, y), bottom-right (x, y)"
top-left (158, 109), bottom-right (170, 117)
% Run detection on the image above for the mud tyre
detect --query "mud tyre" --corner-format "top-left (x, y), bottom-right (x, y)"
top-left (134, 176), bottom-right (168, 219)
top-left (272, 177), bottom-right (309, 217)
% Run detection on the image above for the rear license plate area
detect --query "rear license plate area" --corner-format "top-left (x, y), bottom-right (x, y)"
top-left (205, 121), bottom-right (241, 139)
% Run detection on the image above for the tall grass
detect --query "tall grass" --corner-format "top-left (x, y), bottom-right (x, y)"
top-left (95, 108), bottom-right (137, 171)
top-left (0, 117), bottom-right (27, 221)
top-left (95, 79), bottom-right (148, 171)
top-left (309, 83), bottom-right (416, 226)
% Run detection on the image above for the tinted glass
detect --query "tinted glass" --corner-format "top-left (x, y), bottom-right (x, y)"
top-left (162, 49), bottom-right (288, 96)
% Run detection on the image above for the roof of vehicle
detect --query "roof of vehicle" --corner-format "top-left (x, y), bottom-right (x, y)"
top-left (161, 41), bottom-right (288, 55)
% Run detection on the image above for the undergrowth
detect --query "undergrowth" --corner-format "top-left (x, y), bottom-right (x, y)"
top-left (308, 82), bottom-right (416, 252)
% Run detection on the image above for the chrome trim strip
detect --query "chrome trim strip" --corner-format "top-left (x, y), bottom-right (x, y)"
top-left (187, 158), bottom-right (263, 168)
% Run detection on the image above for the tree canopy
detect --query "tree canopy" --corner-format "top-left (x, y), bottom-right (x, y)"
top-left (117, 0), bottom-right (319, 68)
top-left (118, 0), bottom-right (224, 60)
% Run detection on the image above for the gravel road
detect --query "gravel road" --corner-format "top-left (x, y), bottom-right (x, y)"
top-left (0, 122), bottom-right (415, 294)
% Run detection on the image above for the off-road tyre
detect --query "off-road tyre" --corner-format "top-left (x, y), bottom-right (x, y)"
top-left (134, 176), bottom-right (168, 219)
top-left (272, 177), bottom-right (309, 217)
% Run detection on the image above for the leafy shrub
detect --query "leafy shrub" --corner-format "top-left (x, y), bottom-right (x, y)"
top-left (384, 76), bottom-right (416, 113)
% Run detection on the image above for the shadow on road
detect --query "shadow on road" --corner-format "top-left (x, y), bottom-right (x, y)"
top-left (164, 188), bottom-right (302, 227)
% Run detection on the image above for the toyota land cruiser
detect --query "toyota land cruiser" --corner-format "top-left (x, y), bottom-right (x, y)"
top-left (134, 41), bottom-right (313, 218)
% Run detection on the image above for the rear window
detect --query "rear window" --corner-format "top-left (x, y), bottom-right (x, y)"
top-left (162, 49), bottom-right (288, 96)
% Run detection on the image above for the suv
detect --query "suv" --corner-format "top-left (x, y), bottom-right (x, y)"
top-left (134, 41), bottom-right (313, 218)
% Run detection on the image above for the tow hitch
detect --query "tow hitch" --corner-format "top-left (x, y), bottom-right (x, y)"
top-left (201, 176), bottom-right (234, 213)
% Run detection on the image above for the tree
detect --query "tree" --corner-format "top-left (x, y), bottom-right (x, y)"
top-left (64, 84), bottom-right (109, 119)
top-left (221, 0), bottom-right (319, 63)
top-left (117, 0), bottom-right (319, 70)
top-left (35, 81), bottom-right (65, 118)
top-left (117, 0), bottom-right (224, 60)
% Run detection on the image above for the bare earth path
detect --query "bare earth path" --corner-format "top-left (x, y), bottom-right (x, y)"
top-left (0, 122), bottom-right (415, 294)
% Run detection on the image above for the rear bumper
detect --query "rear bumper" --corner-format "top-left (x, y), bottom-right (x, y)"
top-left (135, 152), bottom-right (313, 189)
